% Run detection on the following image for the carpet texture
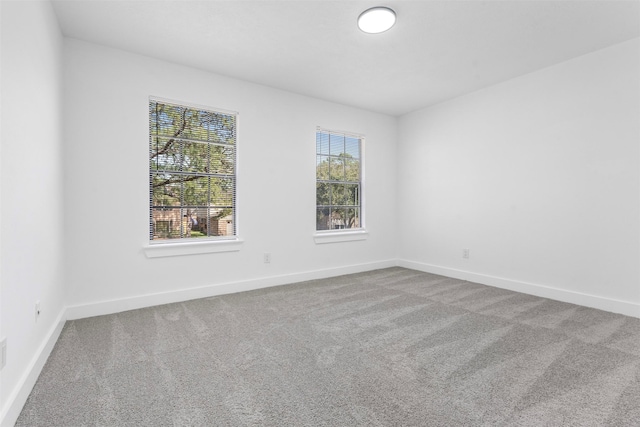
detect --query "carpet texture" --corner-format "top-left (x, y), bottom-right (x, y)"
top-left (16, 267), bottom-right (640, 426)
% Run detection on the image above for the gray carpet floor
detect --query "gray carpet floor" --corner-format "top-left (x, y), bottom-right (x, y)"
top-left (16, 267), bottom-right (640, 426)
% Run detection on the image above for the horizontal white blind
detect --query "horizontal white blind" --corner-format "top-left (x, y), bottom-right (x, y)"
top-left (149, 99), bottom-right (237, 241)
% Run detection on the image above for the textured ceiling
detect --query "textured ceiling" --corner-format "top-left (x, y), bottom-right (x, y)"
top-left (52, 0), bottom-right (640, 116)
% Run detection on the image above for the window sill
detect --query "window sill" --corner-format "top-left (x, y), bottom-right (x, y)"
top-left (313, 230), bottom-right (369, 244)
top-left (143, 238), bottom-right (243, 258)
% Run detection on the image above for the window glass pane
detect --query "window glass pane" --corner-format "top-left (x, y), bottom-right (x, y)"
top-left (329, 133), bottom-right (344, 156)
top-left (210, 146), bottom-right (235, 175)
top-left (182, 176), bottom-right (210, 206)
top-left (330, 209), bottom-right (346, 230)
top-left (345, 157), bottom-right (360, 182)
top-left (181, 141), bottom-right (210, 173)
top-left (330, 184), bottom-right (346, 206)
top-left (150, 103), bottom-right (182, 137)
top-left (150, 137), bottom-right (181, 172)
top-left (316, 208), bottom-right (330, 230)
top-left (207, 207), bottom-right (235, 236)
top-left (201, 113), bottom-right (236, 145)
top-left (183, 110), bottom-right (236, 143)
top-left (344, 184), bottom-right (359, 206)
top-left (346, 208), bottom-right (360, 229)
top-left (329, 157), bottom-right (345, 181)
top-left (186, 208), bottom-right (207, 238)
top-left (180, 109), bottom-right (206, 141)
top-left (345, 137), bottom-right (360, 159)
top-left (316, 132), bottom-right (329, 155)
top-left (209, 177), bottom-right (234, 206)
top-left (316, 182), bottom-right (330, 206)
top-left (152, 173), bottom-right (181, 207)
top-left (316, 155), bottom-right (329, 180)
top-left (151, 208), bottom-right (182, 239)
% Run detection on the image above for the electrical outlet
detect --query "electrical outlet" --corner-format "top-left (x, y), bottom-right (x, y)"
top-left (1, 337), bottom-right (6, 370)
top-left (463, 248), bottom-right (470, 259)
top-left (264, 253), bottom-right (271, 264)
top-left (35, 301), bottom-right (41, 322)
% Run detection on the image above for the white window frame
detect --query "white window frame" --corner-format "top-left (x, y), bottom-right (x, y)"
top-left (314, 127), bottom-right (368, 244)
top-left (144, 97), bottom-right (242, 257)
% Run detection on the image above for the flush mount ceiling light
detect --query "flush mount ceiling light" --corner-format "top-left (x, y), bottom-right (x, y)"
top-left (358, 6), bottom-right (396, 34)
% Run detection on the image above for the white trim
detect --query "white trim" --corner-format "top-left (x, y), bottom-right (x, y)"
top-left (398, 259), bottom-right (640, 319)
top-left (314, 230), bottom-right (369, 244)
top-left (143, 238), bottom-right (243, 258)
top-left (0, 309), bottom-right (66, 427)
top-left (66, 259), bottom-right (396, 320)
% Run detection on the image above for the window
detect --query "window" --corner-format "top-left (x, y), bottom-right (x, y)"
top-left (149, 98), bottom-right (237, 242)
top-left (316, 129), bottom-right (362, 231)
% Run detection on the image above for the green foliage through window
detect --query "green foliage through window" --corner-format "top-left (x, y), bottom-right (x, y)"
top-left (149, 99), bottom-right (237, 240)
top-left (316, 130), bottom-right (362, 231)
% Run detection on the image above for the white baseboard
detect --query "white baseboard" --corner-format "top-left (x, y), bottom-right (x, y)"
top-left (66, 259), bottom-right (398, 320)
top-left (1, 309), bottom-right (67, 427)
top-left (399, 259), bottom-right (640, 319)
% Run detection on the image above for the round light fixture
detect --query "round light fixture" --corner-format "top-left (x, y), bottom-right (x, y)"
top-left (358, 7), bottom-right (396, 34)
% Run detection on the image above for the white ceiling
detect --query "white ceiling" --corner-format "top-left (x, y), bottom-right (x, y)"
top-left (51, 0), bottom-right (640, 116)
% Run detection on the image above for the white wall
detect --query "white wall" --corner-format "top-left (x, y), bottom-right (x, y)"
top-left (398, 38), bottom-right (640, 316)
top-left (62, 39), bottom-right (398, 312)
top-left (1, 4), bottom-right (637, 423)
top-left (0, 1), bottom-right (66, 425)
